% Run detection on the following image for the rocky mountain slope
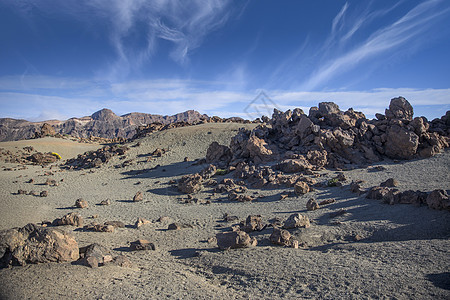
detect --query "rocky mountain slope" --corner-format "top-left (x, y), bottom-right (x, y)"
top-left (0, 109), bottom-right (208, 142)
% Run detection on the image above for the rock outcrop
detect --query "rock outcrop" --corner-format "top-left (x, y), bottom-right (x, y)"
top-left (0, 223), bottom-right (79, 267)
top-left (204, 97), bottom-right (449, 171)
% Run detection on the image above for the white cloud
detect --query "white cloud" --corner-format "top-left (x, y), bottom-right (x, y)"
top-left (5, 0), bottom-right (243, 80)
top-left (300, 0), bottom-right (450, 91)
top-left (1, 75), bottom-right (449, 121)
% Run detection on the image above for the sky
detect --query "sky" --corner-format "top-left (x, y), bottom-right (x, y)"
top-left (1, 0), bottom-right (450, 121)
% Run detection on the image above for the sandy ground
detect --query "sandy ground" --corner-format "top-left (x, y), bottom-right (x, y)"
top-left (0, 123), bottom-right (449, 299)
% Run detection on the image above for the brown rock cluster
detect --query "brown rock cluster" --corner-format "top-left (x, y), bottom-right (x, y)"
top-left (205, 97), bottom-right (449, 170)
top-left (64, 144), bottom-right (129, 169)
top-left (366, 182), bottom-right (449, 211)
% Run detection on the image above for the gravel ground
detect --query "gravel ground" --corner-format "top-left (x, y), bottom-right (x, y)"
top-left (0, 123), bottom-right (449, 299)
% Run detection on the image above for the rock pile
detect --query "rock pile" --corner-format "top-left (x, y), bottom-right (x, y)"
top-left (64, 144), bottom-right (129, 169)
top-left (366, 184), bottom-right (449, 211)
top-left (206, 97), bottom-right (449, 171)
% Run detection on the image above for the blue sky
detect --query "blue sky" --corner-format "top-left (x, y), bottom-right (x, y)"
top-left (1, 0), bottom-right (449, 121)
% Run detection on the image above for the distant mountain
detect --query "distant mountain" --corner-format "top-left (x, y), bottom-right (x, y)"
top-left (0, 109), bottom-right (208, 142)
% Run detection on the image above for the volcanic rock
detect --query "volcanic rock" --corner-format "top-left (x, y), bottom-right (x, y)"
top-left (306, 199), bottom-right (320, 211)
top-left (0, 223), bottom-right (79, 267)
top-left (52, 212), bottom-right (83, 227)
top-left (178, 174), bottom-right (203, 194)
top-left (283, 213), bottom-right (310, 229)
top-left (270, 227), bottom-right (294, 246)
top-left (75, 198), bottom-right (88, 208)
top-left (294, 181), bottom-right (310, 195)
top-left (130, 239), bottom-right (155, 251)
top-left (216, 231), bottom-right (257, 250)
top-left (133, 191), bottom-right (144, 202)
top-left (426, 190), bottom-right (450, 210)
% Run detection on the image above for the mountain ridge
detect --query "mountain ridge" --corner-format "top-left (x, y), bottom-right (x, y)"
top-left (0, 109), bottom-right (209, 142)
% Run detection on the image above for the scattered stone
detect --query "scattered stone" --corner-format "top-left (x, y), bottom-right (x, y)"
top-left (99, 199), bottom-right (111, 205)
top-left (319, 199), bottom-right (336, 206)
top-left (79, 243), bottom-right (112, 268)
top-left (104, 221), bottom-right (125, 228)
top-left (27, 178), bottom-right (34, 183)
top-left (216, 231), bottom-right (257, 250)
top-left (294, 181), bottom-right (310, 195)
top-left (241, 215), bottom-right (266, 232)
top-left (329, 209), bottom-right (347, 218)
top-left (0, 223), bottom-right (79, 267)
top-left (350, 181), bottom-right (365, 194)
top-left (156, 216), bottom-right (172, 223)
top-left (283, 213), bottom-right (310, 229)
top-left (306, 199), bottom-right (320, 211)
top-left (178, 174), bottom-right (203, 194)
top-left (83, 223), bottom-right (115, 232)
top-left (168, 223), bottom-right (193, 230)
top-left (52, 212), bottom-right (83, 227)
top-left (380, 178), bottom-right (399, 187)
top-left (366, 186), bottom-right (392, 200)
top-left (75, 198), bottom-right (88, 208)
top-left (270, 227), bottom-right (295, 247)
top-left (111, 255), bottom-right (133, 268)
top-left (223, 214), bottom-right (239, 222)
top-left (130, 239), bottom-right (155, 251)
top-left (45, 178), bottom-right (57, 186)
top-left (40, 190), bottom-right (48, 197)
top-left (133, 191), bottom-right (144, 202)
top-left (426, 190), bottom-right (450, 210)
top-left (134, 217), bottom-right (151, 228)
top-left (17, 189), bottom-right (27, 195)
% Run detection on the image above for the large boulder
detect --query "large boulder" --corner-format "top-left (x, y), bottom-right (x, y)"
top-left (269, 227), bottom-right (292, 246)
top-left (385, 97), bottom-right (414, 121)
top-left (385, 125), bottom-right (419, 159)
top-left (216, 231), bottom-right (257, 250)
top-left (318, 102), bottom-right (340, 116)
top-left (246, 135), bottom-right (275, 164)
top-left (277, 157), bottom-right (312, 173)
top-left (178, 174), bottom-right (203, 194)
top-left (283, 213), bottom-right (310, 229)
top-left (206, 142), bottom-right (232, 166)
top-left (0, 223), bottom-right (79, 267)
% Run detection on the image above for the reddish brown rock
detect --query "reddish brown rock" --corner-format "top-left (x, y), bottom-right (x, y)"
top-left (385, 97), bottom-right (414, 121)
top-left (133, 191), bottom-right (144, 202)
top-left (0, 223), bottom-right (79, 267)
top-left (206, 142), bottom-right (232, 165)
top-left (178, 174), bottom-right (203, 194)
top-left (277, 157), bottom-right (312, 173)
top-left (134, 217), bottom-right (151, 228)
top-left (270, 227), bottom-right (295, 247)
top-left (385, 125), bottom-right (419, 159)
top-left (216, 231), bottom-right (257, 250)
top-left (52, 212), bottom-right (83, 227)
top-left (246, 135), bottom-right (275, 163)
top-left (283, 213), bottom-right (310, 229)
top-left (294, 181), bottom-right (310, 195)
top-left (306, 199), bottom-right (320, 211)
top-left (75, 198), bottom-right (88, 208)
top-left (130, 239), bottom-right (155, 251)
top-left (241, 215), bottom-right (265, 232)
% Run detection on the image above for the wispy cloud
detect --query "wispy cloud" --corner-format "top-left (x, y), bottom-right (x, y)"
top-left (5, 0), bottom-right (242, 80)
top-left (1, 75), bottom-right (449, 121)
top-left (299, 0), bottom-right (450, 90)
